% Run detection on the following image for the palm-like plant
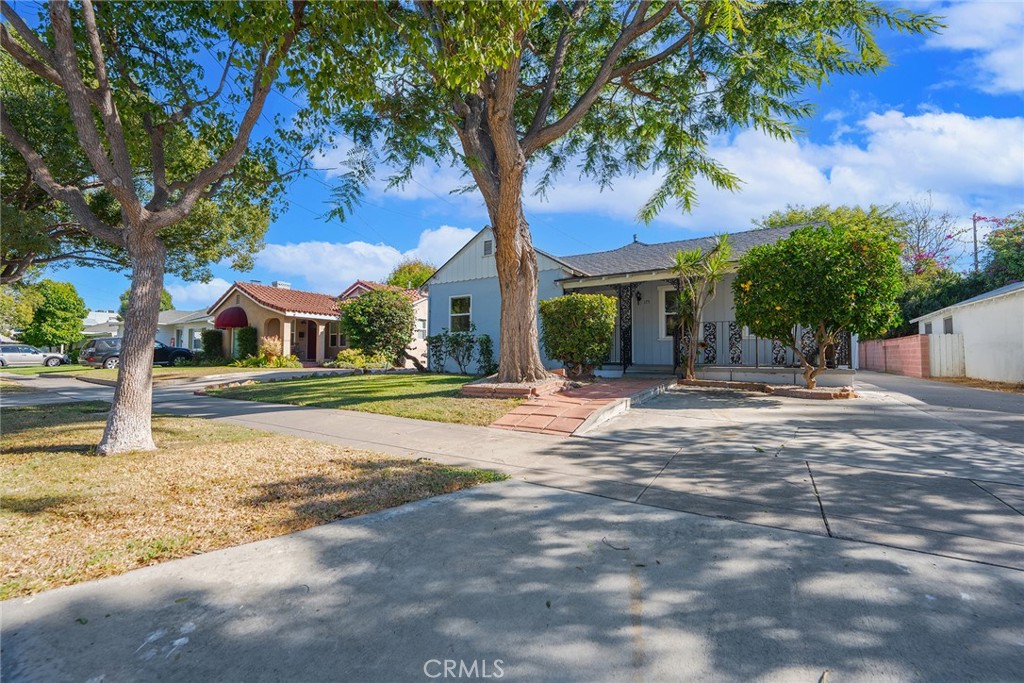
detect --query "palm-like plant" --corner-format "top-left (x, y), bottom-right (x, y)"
top-left (672, 235), bottom-right (733, 379)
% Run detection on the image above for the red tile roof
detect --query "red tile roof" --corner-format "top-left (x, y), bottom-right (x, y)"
top-left (229, 281), bottom-right (340, 317)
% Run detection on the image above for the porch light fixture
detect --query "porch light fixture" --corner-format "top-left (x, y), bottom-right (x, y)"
top-left (635, 290), bottom-right (643, 304)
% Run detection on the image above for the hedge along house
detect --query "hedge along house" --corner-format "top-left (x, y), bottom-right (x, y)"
top-left (207, 281), bottom-right (341, 362)
top-left (426, 226), bottom-right (856, 384)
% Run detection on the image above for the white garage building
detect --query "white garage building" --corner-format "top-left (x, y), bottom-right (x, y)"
top-left (913, 281), bottom-right (1024, 383)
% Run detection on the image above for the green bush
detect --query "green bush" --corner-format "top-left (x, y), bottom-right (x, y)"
top-left (201, 329), bottom-right (223, 358)
top-left (340, 289), bottom-right (415, 365)
top-left (426, 331), bottom-right (448, 372)
top-left (476, 333), bottom-right (497, 376)
top-left (447, 325), bottom-right (477, 374)
top-left (230, 354), bottom-right (302, 368)
top-left (178, 352), bottom-right (228, 367)
top-left (236, 326), bottom-right (258, 359)
top-left (539, 293), bottom-right (617, 379)
top-left (324, 348), bottom-right (391, 369)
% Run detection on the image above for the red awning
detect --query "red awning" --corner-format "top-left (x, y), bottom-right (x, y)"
top-left (214, 306), bottom-right (249, 329)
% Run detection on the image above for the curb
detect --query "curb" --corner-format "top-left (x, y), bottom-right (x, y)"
top-left (574, 377), bottom-right (676, 435)
top-left (75, 367), bottom-right (365, 390)
top-left (676, 378), bottom-right (857, 400)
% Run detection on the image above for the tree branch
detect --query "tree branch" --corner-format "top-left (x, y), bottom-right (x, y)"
top-left (521, 0), bottom-right (677, 156)
top-left (524, 0), bottom-right (588, 140)
top-left (1, 110), bottom-right (125, 247)
top-left (0, 1), bottom-right (67, 88)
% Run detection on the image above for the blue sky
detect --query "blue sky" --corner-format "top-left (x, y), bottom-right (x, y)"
top-left (47, 1), bottom-right (1024, 313)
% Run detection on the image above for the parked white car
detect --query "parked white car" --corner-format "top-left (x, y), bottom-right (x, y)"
top-left (0, 343), bottom-right (69, 367)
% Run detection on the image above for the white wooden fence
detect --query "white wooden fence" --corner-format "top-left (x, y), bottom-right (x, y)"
top-left (928, 333), bottom-right (965, 377)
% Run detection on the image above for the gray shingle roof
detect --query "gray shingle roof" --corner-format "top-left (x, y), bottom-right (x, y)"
top-left (910, 280), bottom-right (1024, 322)
top-left (558, 224), bottom-right (808, 277)
top-left (157, 309), bottom-right (212, 326)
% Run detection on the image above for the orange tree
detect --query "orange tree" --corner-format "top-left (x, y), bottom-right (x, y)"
top-left (733, 224), bottom-right (902, 388)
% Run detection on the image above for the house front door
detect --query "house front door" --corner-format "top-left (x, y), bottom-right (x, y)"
top-left (306, 321), bottom-right (317, 360)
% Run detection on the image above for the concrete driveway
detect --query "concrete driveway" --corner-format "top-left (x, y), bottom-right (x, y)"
top-left (4, 481), bottom-right (1023, 683)
top-left (576, 381), bottom-right (1024, 570)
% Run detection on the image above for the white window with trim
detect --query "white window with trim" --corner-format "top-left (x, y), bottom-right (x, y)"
top-left (449, 296), bottom-right (472, 332)
top-left (483, 239), bottom-right (493, 257)
top-left (659, 287), bottom-right (681, 340)
top-left (328, 321), bottom-right (343, 347)
top-left (415, 317), bottom-right (427, 340)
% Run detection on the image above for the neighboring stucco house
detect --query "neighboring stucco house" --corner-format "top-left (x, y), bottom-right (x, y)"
top-left (115, 309), bottom-right (213, 350)
top-left (426, 226), bottom-right (856, 382)
top-left (911, 281), bottom-right (1024, 383)
top-left (208, 279), bottom-right (427, 366)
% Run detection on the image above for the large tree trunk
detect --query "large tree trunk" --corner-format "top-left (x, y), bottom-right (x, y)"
top-left (492, 209), bottom-right (549, 383)
top-left (96, 234), bottom-right (166, 455)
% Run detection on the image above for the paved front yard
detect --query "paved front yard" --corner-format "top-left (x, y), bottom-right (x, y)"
top-left (207, 373), bottom-right (522, 426)
top-left (0, 402), bottom-right (504, 599)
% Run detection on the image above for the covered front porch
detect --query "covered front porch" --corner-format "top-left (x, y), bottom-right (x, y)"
top-left (560, 273), bottom-right (854, 380)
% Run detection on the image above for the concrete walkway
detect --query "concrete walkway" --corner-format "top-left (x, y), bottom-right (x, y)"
top-left (4, 481), bottom-right (1023, 683)
top-left (490, 377), bottom-right (671, 435)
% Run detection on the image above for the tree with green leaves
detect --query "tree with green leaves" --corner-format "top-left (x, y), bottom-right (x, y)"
top-left (20, 279), bottom-right (86, 349)
top-left (733, 224), bottom-right (903, 388)
top-left (672, 234), bottom-right (731, 380)
top-left (386, 258), bottom-right (436, 290)
top-left (0, 281), bottom-right (44, 336)
top-left (119, 288), bottom-right (172, 319)
top-left (982, 213), bottom-right (1024, 288)
top-left (322, 1), bottom-right (938, 383)
top-left (0, 1), bottom-right (366, 453)
top-left (339, 288), bottom-right (419, 369)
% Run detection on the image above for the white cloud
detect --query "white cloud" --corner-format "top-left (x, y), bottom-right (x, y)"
top-left (926, 1), bottom-right (1024, 94)
top-left (513, 109), bottom-right (1023, 234)
top-left (164, 278), bottom-right (232, 310)
top-left (253, 225), bottom-right (478, 293)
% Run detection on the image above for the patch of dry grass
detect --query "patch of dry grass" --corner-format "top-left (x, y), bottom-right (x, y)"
top-left (209, 373), bottom-right (522, 426)
top-left (0, 379), bottom-right (37, 394)
top-left (927, 376), bottom-right (1024, 394)
top-left (0, 402), bottom-right (505, 599)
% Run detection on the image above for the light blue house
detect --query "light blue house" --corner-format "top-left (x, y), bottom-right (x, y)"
top-left (426, 225), bottom-right (856, 382)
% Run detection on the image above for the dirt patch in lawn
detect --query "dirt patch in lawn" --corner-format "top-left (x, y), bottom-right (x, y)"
top-left (925, 376), bottom-right (1024, 394)
top-left (0, 378), bottom-right (37, 394)
top-left (0, 402), bottom-right (505, 599)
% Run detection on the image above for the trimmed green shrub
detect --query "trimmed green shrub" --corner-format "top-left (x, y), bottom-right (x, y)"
top-left (426, 331), bottom-right (448, 372)
top-left (236, 326), bottom-right (258, 359)
top-left (446, 325), bottom-right (477, 374)
top-left (340, 289), bottom-right (415, 365)
top-left (201, 329), bottom-right (224, 358)
top-left (539, 293), bottom-right (617, 379)
top-left (230, 354), bottom-right (302, 368)
top-left (476, 333), bottom-right (497, 376)
top-left (324, 348), bottom-right (391, 369)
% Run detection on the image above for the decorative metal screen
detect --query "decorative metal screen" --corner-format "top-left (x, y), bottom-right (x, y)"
top-left (728, 323), bottom-right (742, 365)
top-left (616, 283), bottom-right (635, 370)
top-left (800, 327), bottom-right (816, 358)
top-left (772, 339), bottom-right (787, 366)
top-left (835, 331), bottom-right (852, 367)
top-left (702, 322), bottom-right (717, 364)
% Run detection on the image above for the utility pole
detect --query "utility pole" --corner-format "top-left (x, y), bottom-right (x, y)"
top-left (972, 213), bottom-right (979, 273)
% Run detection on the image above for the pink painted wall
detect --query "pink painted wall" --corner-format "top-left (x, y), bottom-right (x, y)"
top-left (858, 335), bottom-right (930, 378)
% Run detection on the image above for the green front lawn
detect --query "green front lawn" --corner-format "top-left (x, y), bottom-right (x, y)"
top-left (208, 373), bottom-right (522, 426)
top-left (1, 402), bottom-right (505, 598)
top-left (0, 364), bottom-right (91, 376)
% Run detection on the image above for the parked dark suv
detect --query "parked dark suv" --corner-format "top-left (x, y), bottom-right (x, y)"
top-left (80, 338), bottom-right (194, 369)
